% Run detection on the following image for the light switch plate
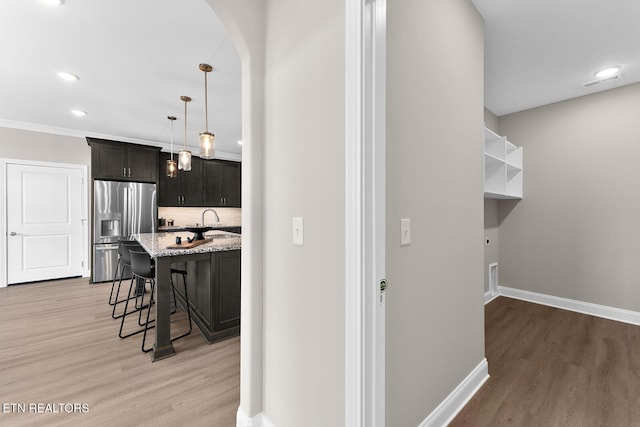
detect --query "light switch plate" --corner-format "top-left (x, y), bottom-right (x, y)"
top-left (293, 217), bottom-right (304, 246)
top-left (400, 218), bottom-right (410, 246)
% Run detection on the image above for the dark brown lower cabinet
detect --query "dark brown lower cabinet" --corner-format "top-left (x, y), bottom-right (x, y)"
top-left (217, 226), bottom-right (241, 234)
top-left (172, 250), bottom-right (240, 343)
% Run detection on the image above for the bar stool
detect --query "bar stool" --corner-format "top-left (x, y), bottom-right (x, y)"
top-left (108, 239), bottom-right (132, 305)
top-left (121, 250), bottom-right (192, 353)
top-left (109, 240), bottom-right (144, 319)
top-left (119, 250), bottom-right (156, 348)
top-left (110, 240), bottom-right (145, 319)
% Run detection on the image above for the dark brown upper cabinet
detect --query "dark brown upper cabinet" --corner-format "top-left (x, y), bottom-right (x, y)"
top-left (158, 152), bottom-right (203, 206)
top-left (88, 138), bottom-right (159, 183)
top-left (158, 152), bottom-right (241, 207)
top-left (202, 160), bottom-right (241, 208)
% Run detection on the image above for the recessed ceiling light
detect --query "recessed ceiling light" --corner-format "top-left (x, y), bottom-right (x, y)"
top-left (57, 72), bottom-right (79, 81)
top-left (41, 0), bottom-right (64, 5)
top-left (71, 110), bottom-right (87, 117)
top-left (595, 66), bottom-right (621, 79)
top-left (237, 140), bottom-right (243, 145)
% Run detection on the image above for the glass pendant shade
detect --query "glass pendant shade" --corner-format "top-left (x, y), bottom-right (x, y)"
top-left (178, 95), bottom-right (192, 171)
top-left (166, 159), bottom-right (177, 177)
top-left (166, 115), bottom-right (178, 178)
top-left (178, 150), bottom-right (192, 171)
top-left (198, 63), bottom-right (215, 159)
top-left (199, 131), bottom-right (215, 159)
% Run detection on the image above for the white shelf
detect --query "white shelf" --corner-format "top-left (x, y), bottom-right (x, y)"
top-left (484, 127), bottom-right (523, 199)
top-left (506, 142), bottom-right (522, 169)
top-left (484, 153), bottom-right (503, 168)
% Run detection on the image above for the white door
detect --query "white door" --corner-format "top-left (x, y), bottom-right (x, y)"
top-left (7, 163), bottom-right (83, 284)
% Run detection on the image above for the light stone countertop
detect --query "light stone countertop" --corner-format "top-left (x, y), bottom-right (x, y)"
top-left (134, 230), bottom-right (241, 258)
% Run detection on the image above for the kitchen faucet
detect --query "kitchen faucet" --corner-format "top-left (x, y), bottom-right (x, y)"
top-left (201, 208), bottom-right (220, 225)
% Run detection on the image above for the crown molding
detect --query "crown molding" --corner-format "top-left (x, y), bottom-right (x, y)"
top-left (0, 119), bottom-right (242, 162)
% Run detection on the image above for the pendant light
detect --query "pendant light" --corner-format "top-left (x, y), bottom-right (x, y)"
top-left (198, 63), bottom-right (215, 159)
top-left (178, 95), bottom-right (192, 171)
top-left (166, 115), bottom-right (178, 178)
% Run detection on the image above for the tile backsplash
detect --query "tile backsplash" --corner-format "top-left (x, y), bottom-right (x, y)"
top-left (158, 207), bottom-right (241, 228)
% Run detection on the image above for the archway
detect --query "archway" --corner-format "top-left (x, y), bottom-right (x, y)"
top-left (203, 1), bottom-right (265, 423)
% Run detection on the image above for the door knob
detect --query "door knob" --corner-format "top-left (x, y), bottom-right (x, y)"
top-left (9, 232), bottom-right (17, 236)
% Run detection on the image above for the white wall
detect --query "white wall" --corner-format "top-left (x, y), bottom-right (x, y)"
top-left (0, 127), bottom-right (90, 167)
top-left (498, 82), bottom-right (640, 311)
top-left (262, 0), bottom-right (346, 425)
top-left (484, 107), bottom-right (499, 133)
top-left (386, 0), bottom-right (485, 425)
top-left (483, 108), bottom-right (500, 293)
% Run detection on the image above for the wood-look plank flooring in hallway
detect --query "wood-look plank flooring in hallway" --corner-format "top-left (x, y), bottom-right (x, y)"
top-left (0, 277), bottom-right (239, 427)
top-left (451, 296), bottom-right (640, 427)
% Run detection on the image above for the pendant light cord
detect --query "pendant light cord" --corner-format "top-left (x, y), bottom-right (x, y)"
top-left (184, 99), bottom-right (188, 149)
top-left (204, 70), bottom-right (209, 132)
top-left (170, 118), bottom-right (174, 161)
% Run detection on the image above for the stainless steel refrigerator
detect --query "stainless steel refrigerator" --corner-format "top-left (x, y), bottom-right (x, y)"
top-left (92, 180), bottom-right (156, 283)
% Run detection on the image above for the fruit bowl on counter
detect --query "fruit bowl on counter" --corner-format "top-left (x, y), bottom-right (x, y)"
top-left (183, 226), bottom-right (215, 241)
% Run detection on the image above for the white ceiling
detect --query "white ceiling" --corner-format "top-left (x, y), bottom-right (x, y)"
top-left (2, 1), bottom-right (637, 150)
top-left (472, 0), bottom-right (640, 117)
top-left (0, 0), bottom-right (242, 160)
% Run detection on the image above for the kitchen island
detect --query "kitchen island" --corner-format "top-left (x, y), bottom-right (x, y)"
top-left (134, 230), bottom-right (241, 361)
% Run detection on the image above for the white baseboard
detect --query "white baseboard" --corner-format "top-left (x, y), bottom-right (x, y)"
top-left (236, 407), bottom-right (274, 427)
top-left (497, 285), bottom-right (640, 326)
top-left (418, 358), bottom-right (489, 427)
top-left (484, 290), bottom-right (499, 305)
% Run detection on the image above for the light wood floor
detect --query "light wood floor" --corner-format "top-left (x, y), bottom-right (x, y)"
top-left (0, 277), bottom-right (239, 427)
top-left (451, 296), bottom-right (640, 427)
top-left (6, 282), bottom-right (636, 426)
